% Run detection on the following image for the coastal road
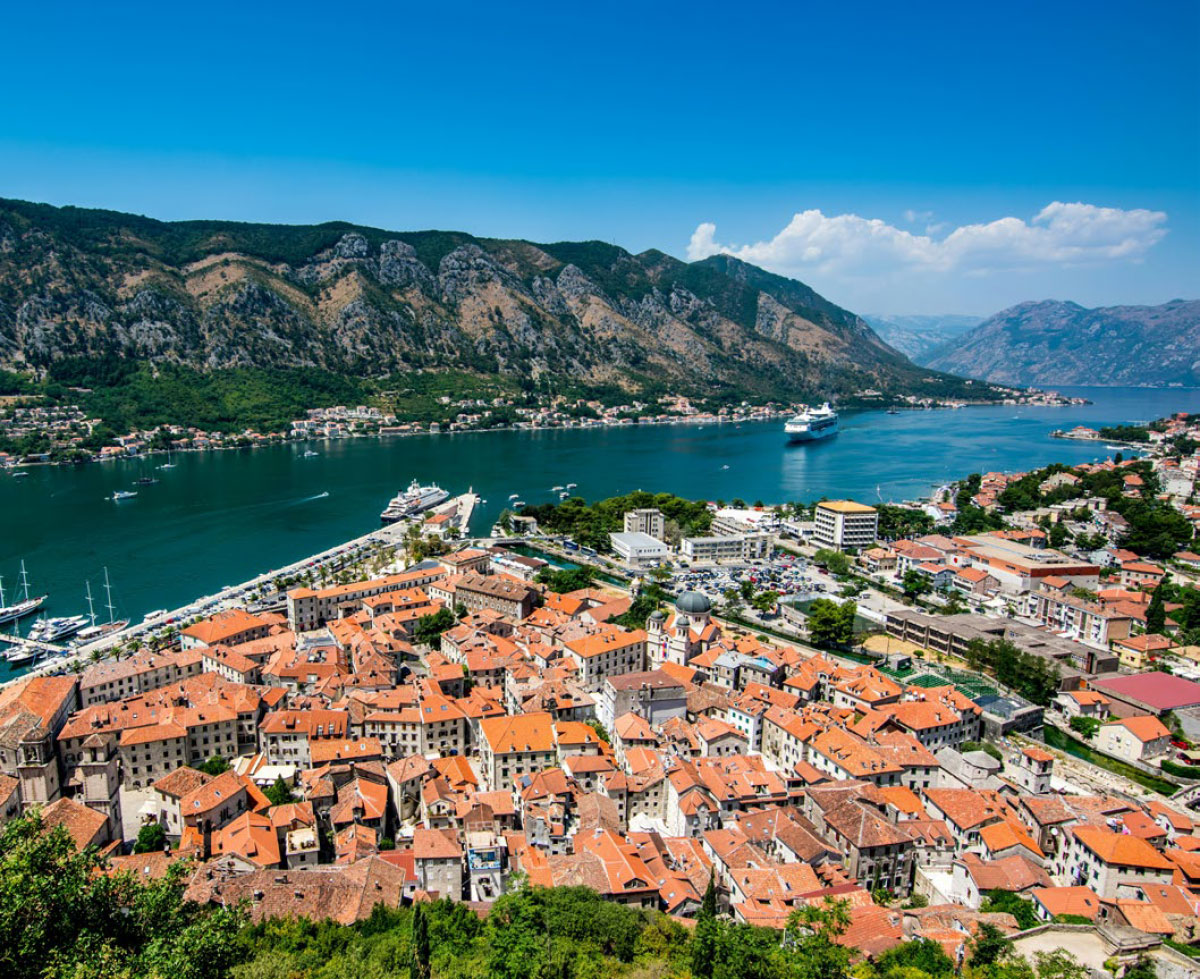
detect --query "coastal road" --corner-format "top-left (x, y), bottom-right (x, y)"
top-left (7, 494), bottom-right (476, 684)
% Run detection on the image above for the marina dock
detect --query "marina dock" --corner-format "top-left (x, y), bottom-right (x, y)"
top-left (0, 632), bottom-right (70, 658)
top-left (4, 490), bottom-right (482, 684)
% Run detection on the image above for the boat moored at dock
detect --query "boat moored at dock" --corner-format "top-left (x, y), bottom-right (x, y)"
top-left (28, 614), bottom-right (89, 643)
top-left (0, 562), bottom-right (45, 625)
top-left (380, 480), bottom-right (450, 524)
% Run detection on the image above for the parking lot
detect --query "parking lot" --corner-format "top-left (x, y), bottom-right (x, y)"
top-left (667, 553), bottom-right (906, 623)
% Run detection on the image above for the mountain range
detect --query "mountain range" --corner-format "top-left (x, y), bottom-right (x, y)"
top-left (923, 299), bottom-right (1200, 387)
top-left (863, 314), bottom-right (983, 363)
top-left (0, 199), bottom-right (985, 406)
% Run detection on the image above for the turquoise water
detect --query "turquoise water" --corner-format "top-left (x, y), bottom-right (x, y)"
top-left (0, 386), bottom-right (1195, 628)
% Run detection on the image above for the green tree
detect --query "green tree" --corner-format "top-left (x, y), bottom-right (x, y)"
top-left (586, 719), bottom-right (611, 745)
top-left (963, 637), bottom-right (1060, 706)
top-left (263, 776), bottom-right (296, 807)
top-left (0, 810), bottom-right (244, 979)
top-left (1069, 716), bottom-right (1101, 740)
top-left (486, 887), bottom-right (548, 979)
top-left (807, 599), bottom-right (856, 648)
top-left (692, 873), bottom-right (718, 979)
top-left (1048, 522), bottom-right (1070, 549)
top-left (1033, 948), bottom-right (1088, 979)
top-left (814, 548), bottom-right (851, 576)
top-left (413, 607), bottom-right (456, 645)
top-left (876, 504), bottom-right (934, 540)
top-left (751, 590), bottom-right (780, 613)
top-left (411, 902), bottom-right (431, 979)
top-left (874, 936), bottom-right (955, 977)
top-left (1146, 577), bottom-right (1168, 634)
top-left (902, 569), bottom-right (931, 598)
top-left (783, 898), bottom-right (852, 979)
top-left (133, 822), bottom-right (167, 854)
top-left (197, 755), bottom-right (229, 776)
top-left (1122, 956), bottom-right (1158, 979)
top-left (535, 565), bottom-right (596, 593)
top-left (968, 921), bottom-right (1012, 969)
top-left (980, 889), bottom-right (1039, 929)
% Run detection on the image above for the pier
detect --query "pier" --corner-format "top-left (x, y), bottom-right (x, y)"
top-left (0, 632), bottom-right (70, 658)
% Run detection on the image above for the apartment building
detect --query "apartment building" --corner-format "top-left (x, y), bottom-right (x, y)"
top-left (180, 609), bottom-right (280, 650)
top-left (286, 567), bottom-right (446, 631)
top-left (1032, 588), bottom-right (1133, 647)
top-left (623, 508), bottom-right (665, 539)
top-left (954, 535), bottom-right (1100, 595)
top-left (1055, 825), bottom-right (1174, 898)
top-left (680, 533), bottom-right (771, 563)
top-left (600, 670), bottom-right (688, 731)
top-left (1095, 715), bottom-right (1172, 764)
top-left (79, 650), bottom-right (203, 706)
top-left (428, 573), bottom-right (536, 620)
top-left (478, 712), bottom-right (557, 791)
top-left (0, 676), bottom-right (79, 811)
top-left (813, 501), bottom-right (878, 551)
top-left (361, 693), bottom-right (469, 758)
top-left (259, 709), bottom-right (350, 767)
top-left (563, 627), bottom-right (648, 693)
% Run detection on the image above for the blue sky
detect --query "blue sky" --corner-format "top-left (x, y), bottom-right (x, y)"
top-left (1, 0), bottom-right (1195, 314)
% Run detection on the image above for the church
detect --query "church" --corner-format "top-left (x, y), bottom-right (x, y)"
top-left (646, 591), bottom-right (722, 668)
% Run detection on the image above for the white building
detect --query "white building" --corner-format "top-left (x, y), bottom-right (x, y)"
top-left (609, 531), bottom-right (670, 568)
top-left (813, 501), bottom-right (878, 551)
top-left (710, 508), bottom-right (779, 537)
top-left (680, 533), bottom-right (771, 564)
top-left (1094, 716), bottom-right (1171, 764)
top-left (623, 508), bottom-right (665, 539)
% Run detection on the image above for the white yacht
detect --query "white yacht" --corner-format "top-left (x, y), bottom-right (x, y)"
top-left (784, 403), bottom-right (839, 443)
top-left (29, 615), bottom-right (89, 643)
top-left (0, 562), bottom-right (46, 625)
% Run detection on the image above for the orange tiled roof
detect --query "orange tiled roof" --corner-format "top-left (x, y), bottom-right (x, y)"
top-left (1073, 825), bottom-right (1173, 870)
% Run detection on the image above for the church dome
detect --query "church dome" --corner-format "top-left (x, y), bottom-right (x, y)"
top-left (675, 591), bottom-right (712, 615)
top-left (649, 609), bottom-right (666, 623)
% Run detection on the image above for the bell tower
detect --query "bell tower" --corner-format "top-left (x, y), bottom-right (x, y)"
top-left (80, 733), bottom-right (122, 840)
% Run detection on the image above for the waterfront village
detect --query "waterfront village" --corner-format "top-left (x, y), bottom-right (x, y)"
top-left (0, 383), bottom-right (1076, 467)
top-left (5, 418), bottom-right (1200, 976)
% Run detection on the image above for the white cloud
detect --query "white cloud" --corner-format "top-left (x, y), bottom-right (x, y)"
top-left (687, 202), bottom-right (1168, 282)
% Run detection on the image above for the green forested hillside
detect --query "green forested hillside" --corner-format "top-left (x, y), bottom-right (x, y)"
top-left (0, 198), bottom-right (997, 434)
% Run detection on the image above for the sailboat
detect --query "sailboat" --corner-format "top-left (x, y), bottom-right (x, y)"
top-left (74, 569), bottom-right (129, 643)
top-left (0, 561), bottom-right (47, 625)
top-left (158, 448), bottom-right (177, 470)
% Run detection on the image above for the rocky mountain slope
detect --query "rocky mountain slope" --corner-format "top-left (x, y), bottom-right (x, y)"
top-left (864, 314), bottom-right (982, 363)
top-left (0, 199), bottom-right (984, 404)
top-left (925, 299), bottom-right (1200, 387)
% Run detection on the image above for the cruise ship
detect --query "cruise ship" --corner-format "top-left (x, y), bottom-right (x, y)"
top-left (784, 403), bottom-right (839, 443)
top-left (380, 480), bottom-right (450, 524)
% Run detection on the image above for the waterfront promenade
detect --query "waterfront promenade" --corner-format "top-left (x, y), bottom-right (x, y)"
top-left (3, 492), bottom-right (479, 684)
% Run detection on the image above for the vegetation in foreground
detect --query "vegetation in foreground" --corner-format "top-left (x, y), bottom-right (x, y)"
top-left (1, 809), bottom-right (1141, 979)
top-left (520, 491), bottom-right (714, 552)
